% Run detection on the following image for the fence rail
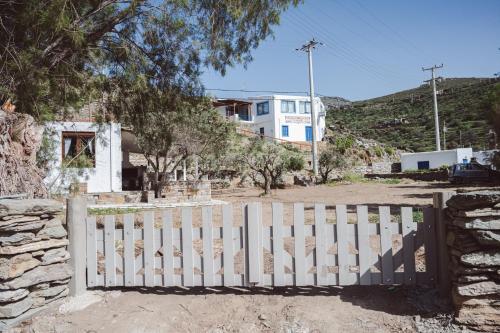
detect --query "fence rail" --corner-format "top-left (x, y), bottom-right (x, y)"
top-left (84, 203), bottom-right (438, 288)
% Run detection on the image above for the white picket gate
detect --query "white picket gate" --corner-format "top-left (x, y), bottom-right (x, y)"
top-left (84, 202), bottom-right (438, 288)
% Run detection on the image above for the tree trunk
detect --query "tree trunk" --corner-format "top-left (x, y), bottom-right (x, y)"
top-left (0, 103), bottom-right (47, 198)
top-left (263, 176), bottom-right (271, 195)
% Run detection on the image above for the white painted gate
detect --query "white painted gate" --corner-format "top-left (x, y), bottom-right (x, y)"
top-left (85, 203), bottom-right (438, 288)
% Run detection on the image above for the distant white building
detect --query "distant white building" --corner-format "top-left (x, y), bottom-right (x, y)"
top-left (44, 121), bottom-right (122, 193)
top-left (215, 95), bottom-right (326, 142)
top-left (400, 148), bottom-right (473, 171)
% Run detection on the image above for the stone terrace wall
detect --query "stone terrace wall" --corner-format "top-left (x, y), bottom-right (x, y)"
top-left (445, 191), bottom-right (500, 332)
top-left (0, 200), bottom-right (72, 329)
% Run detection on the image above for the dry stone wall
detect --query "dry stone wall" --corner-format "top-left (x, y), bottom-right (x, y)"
top-left (445, 190), bottom-right (500, 332)
top-left (0, 199), bottom-right (72, 329)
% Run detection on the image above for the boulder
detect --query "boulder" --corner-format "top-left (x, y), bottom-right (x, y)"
top-left (460, 251), bottom-right (500, 267)
top-left (0, 289), bottom-right (28, 303)
top-left (0, 238), bottom-right (68, 255)
top-left (456, 281), bottom-right (500, 296)
top-left (0, 263), bottom-right (72, 290)
top-left (41, 247), bottom-right (70, 265)
top-left (446, 191), bottom-right (500, 210)
top-left (0, 253), bottom-right (40, 280)
top-left (0, 233), bottom-right (38, 246)
top-left (0, 296), bottom-right (32, 318)
top-left (0, 199), bottom-right (62, 217)
top-left (471, 230), bottom-right (500, 247)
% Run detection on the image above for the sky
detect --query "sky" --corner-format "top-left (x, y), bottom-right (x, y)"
top-left (201, 0), bottom-right (500, 101)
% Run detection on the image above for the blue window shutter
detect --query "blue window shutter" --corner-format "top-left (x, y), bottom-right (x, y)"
top-left (305, 126), bottom-right (313, 141)
top-left (282, 125), bottom-right (289, 137)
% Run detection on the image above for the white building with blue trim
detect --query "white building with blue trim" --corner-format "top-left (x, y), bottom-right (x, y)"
top-left (215, 95), bottom-right (326, 143)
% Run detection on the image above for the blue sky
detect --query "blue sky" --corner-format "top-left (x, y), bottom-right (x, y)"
top-left (201, 0), bottom-right (500, 101)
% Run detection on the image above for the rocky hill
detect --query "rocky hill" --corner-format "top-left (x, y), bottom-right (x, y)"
top-left (325, 77), bottom-right (499, 152)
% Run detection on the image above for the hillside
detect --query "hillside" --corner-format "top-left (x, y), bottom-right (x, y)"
top-left (326, 77), bottom-right (499, 152)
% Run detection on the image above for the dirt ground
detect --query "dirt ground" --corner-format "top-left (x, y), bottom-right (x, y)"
top-left (11, 181), bottom-right (486, 333)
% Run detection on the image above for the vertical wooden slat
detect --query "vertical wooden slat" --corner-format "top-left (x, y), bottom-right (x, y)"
top-left (123, 214), bottom-right (135, 287)
top-left (246, 202), bottom-right (261, 285)
top-left (104, 215), bottom-right (116, 287)
top-left (423, 207), bottom-right (437, 285)
top-left (434, 192), bottom-right (455, 296)
top-left (294, 203), bottom-right (306, 286)
top-left (357, 205), bottom-right (371, 285)
top-left (402, 207), bottom-right (416, 285)
top-left (182, 207), bottom-right (194, 287)
top-left (86, 216), bottom-right (97, 287)
top-left (223, 204), bottom-right (234, 286)
top-left (315, 204), bottom-right (328, 285)
top-left (202, 206), bottom-right (215, 286)
top-left (336, 205), bottom-right (349, 285)
top-left (143, 211), bottom-right (155, 287)
top-left (379, 206), bottom-right (394, 284)
top-left (272, 203), bottom-right (285, 286)
top-left (162, 210), bottom-right (174, 287)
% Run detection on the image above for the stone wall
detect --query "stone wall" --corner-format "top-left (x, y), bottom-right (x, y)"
top-left (158, 180), bottom-right (211, 203)
top-left (0, 199), bottom-right (72, 329)
top-left (445, 190), bottom-right (500, 332)
top-left (365, 169), bottom-right (448, 181)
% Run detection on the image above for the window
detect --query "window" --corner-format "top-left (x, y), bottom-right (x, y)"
top-left (305, 126), bottom-right (313, 141)
top-left (281, 100), bottom-right (296, 114)
top-left (417, 161), bottom-right (430, 170)
top-left (259, 127), bottom-right (265, 137)
top-left (256, 101), bottom-right (269, 115)
top-left (62, 132), bottom-right (96, 168)
top-left (282, 125), bottom-right (289, 137)
top-left (299, 101), bottom-right (311, 114)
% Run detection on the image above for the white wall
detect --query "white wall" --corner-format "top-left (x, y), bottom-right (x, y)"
top-left (44, 122), bottom-right (122, 193)
top-left (401, 148), bottom-right (473, 171)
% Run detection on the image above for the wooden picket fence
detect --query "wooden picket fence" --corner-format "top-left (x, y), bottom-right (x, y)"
top-left (84, 203), bottom-right (438, 288)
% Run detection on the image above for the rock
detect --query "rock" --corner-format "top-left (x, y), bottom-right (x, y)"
top-left (456, 281), bottom-right (500, 296)
top-left (31, 285), bottom-right (68, 298)
top-left (0, 220), bottom-right (46, 232)
top-left (0, 199), bottom-right (63, 217)
top-left (0, 233), bottom-right (38, 246)
top-left (452, 217), bottom-right (500, 230)
top-left (0, 296), bottom-right (32, 318)
top-left (41, 248), bottom-right (70, 265)
top-left (471, 230), bottom-right (500, 247)
top-left (1, 215), bottom-right (23, 221)
top-left (0, 263), bottom-right (72, 290)
top-left (31, 250), bottom-right (44, 257)
top-left (452, 208), bottom-right (500, 218)
top-left (446, 191), bottom-right (500, 210)
top-left (293, 175), bottom-right (315, 187)
top-left (51, 278), bottom-right (71, 285)
top-left (457, 275), bottom-right (490, 283)
top-left (0, 238), bottom-right (68, 255)
top-left (31, 283), bottom-right (50, 290)
top-left (0, 253), bottom-right (40, 280)
top-left (32, 286), bottom-right (68, 308)
top-left (451, 264), bottom-right (497, 275)
top-left (0, 216), bottom-right (40, 227)
top-left (36, 223), bottom-right (67, 239)
top-left (460, 251), bottom-right (500, 267)
top-left (0, 289), bottom-right (28, 302)
top-left (455, 304), bottom-right (500, 331)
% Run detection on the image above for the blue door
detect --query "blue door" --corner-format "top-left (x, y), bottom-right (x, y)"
top-left (305, 126), bottom-right (313, 141)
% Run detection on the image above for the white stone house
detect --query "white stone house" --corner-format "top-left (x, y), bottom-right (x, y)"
top-left (400, 148), bottom-right (473, 172)
top-left (215, 95), bottom-right (326, 143)
top-left (44, 121), bottom-right (122, 193)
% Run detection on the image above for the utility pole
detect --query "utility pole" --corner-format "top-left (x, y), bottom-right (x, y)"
top-left (443, 121), bottom-right (447, 150)
top-left (298, 39), bottom-right (323, 176)
top-left (422, 64), bottom-right (444, 151)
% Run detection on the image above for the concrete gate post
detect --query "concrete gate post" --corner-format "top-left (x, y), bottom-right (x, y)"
top-left (67, 196), bottom-right (88, 296)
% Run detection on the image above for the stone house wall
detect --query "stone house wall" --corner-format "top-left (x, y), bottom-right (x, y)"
top-left (0, 200), bottom-right (72, 330)
top-left (445, 191), bottom-right (500, 332)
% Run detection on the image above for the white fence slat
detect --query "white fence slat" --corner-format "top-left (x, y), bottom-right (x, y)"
top-left (357, 205), bottom-right (371, 285)
top-left (326, 218), bottom-right (337, 285)
top-left (402, 207), bottom-right (416, 285)
top-left (123, 214), bottom-right (135, 287)
top-left (162, 210), bottom-right (174, 287)
top-left (379, 206), bottom-right (394, 284)
top-left (86, 216), bottom-right (97, 287)
top-left (104, 215), bottom-right (116, 287)
top-left (202, 206), bottom-right (215, 286)
top-left (143, 211), bottom-right (155, 286)
top-left (247, 202), bottom-right (261, 284)
top-left (423, 207), bottom-right (437, 284)
top-left (294, 203), bottom-right (306, 286)
top-left (315, 204), bottom-right (328, 285)
top-left (182, 207), bottom-right (194, 287)
top-left (222, 204), bottom-right (235, 286)
top-left (336, 205), bottom-right (349, 285)
top-left (272, 203), bottom-right (285, 286)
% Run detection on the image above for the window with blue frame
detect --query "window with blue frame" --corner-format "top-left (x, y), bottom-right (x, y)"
top-left (299, 101), bottom-right (311, 114)
top-left (256, 101), bottom-right (269, 115)
top-left (281, 100), bottom-right (296, 113)
top-left (417, 161), bottom-right (430, 170)
top-left (282, 125), bottom-right (289, 137)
